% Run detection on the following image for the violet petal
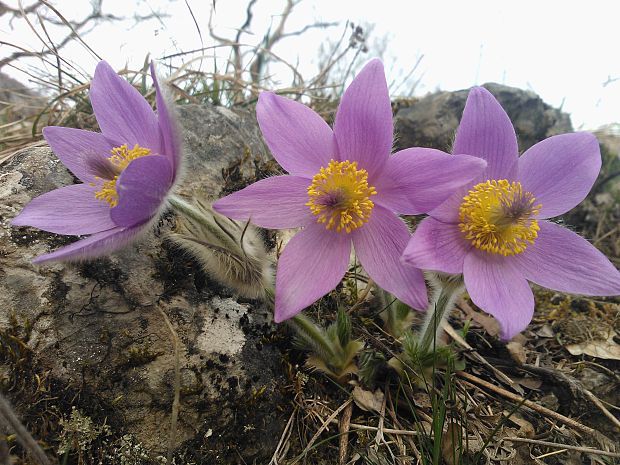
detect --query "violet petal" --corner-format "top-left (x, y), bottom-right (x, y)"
top-left (150, 62), bottom-right (181, 177)
top-left (427, 184), bottom-right (471, 224)
top-left (90, 61), bottom-right (161, 153)
top-left (517, 133), bottom-right (601, 218)
top-left (463, 251), bottom-right (534, 341)
top-left (402, 217), bottom-right (471, 275)
top-left (333, 59), bottom-right (392, 182)
top-left (256, 92), bottom-right (335, 178)
top-left (11, 183), bottom-right (117, 235)
top-left (374, 148), bottom-right (486, 214)
top-left (352, 205), bottom-right (427, 310)
top-left (32, 226), bottom-right (142, 264)
top-left (514, 221), bottom-right (620, 295)
top-left (212, 175), bottom-right (313, 229)
top-left (274, 223), bottom-right (350, 322)
top-left (453, 87), bottom-right (518, 180)
top-left (111, 155), bottom-right (173, 227)
top-left (42, 126), bottom-right (116, 182)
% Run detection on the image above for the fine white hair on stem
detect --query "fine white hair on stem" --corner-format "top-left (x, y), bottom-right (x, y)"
top-left (168, 198), bottom-right (274, 300)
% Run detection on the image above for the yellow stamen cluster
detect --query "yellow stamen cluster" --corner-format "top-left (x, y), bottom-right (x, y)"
top-left (108, 143), bottom-right (152, 170)
top-left (92, 144), bottom-right (152, 207)
top-left (94, 179), bottom-right (121, 207)
top-left (459, 179), bottom-right (541, 256)
top-left (306, 159), bottom-right (377, 233)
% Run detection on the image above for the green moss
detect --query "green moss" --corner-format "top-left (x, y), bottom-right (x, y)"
top-left (116, 346), bottom-right (163, 370)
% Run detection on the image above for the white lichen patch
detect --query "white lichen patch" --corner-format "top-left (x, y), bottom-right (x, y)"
top-left (0, 171), bottom-right (24, 199)
top-left (0, 172), bottom-right (26, 233)
top-left (58, 407), bottom-right (111, 455)
top-left (197, 296), bottom-right (250, 355)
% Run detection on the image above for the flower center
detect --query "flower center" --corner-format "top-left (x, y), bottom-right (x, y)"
top-left (306, 159), bottom-right (377, 233)
top-left (93, 144), bottom-right (152, 207)
top-left (458, 179), bottom-right (541, 256)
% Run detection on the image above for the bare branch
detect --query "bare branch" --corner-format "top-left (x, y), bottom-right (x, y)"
top-left (280, 21), bottom-right (338, 39)
top-left (249, 0), bottom-right (296, 87)
top-left (232, 0), bottom-right (257, 100)
top-left (37, 0), bottom-right (102, 60)
top-left (1, 0), bottom-right (169, 71)
top-left (0, 0), bottom-right (39, 23)
top-left (603, 75), bottom-right (620, 87)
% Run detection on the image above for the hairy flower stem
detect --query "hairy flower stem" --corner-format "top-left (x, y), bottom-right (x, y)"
top-left (418, 275), bottom-right (464, 354)
top-left (264, 287), bottom-right (342, 364)
top-left (378, 290), bottom-right (415, 338)
top-left (168, 195), bottom-right (236, 249)
top-left (377, 289), bottom-right (396, 331)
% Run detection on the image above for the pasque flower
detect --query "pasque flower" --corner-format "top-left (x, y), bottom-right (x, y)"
top-left (403, 86), bottom-right (620, 340)
top-left (213, 59), bottom-right (486, 322)
top-left (12, 61), bottom-right (181, 263)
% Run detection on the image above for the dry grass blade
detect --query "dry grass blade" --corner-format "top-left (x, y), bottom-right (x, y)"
top-left (328, 419), bottom-right (419, 436)
top-left (443, 321), bottom-right (520, 389)
top-left (37, 0), bottom-right (102, 60)
top-left (503, 437), bottom-right (620, 458)
top-left (458, 371), bottom-right (598, 437)
top-left (292, 398), bottom-right (352, 465)
top-left (0, 393), bottom-right (50, 465)
top-left (269, 409), bottom-right (296, 465)
top-left (157, 308), bottom-right (181, 465)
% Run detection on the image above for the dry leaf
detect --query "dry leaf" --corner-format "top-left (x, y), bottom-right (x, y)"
top-left (535, 325), bottom-right (555, 338)
top-left (506, 411), bottom-right (535, 438)
top-left (507, 340), bottom-right (527, 365)
top-left (352, 386), bottom-right (384, 413)
top-left (412, 391), bottom-right (432, 409)
top-left (566, 335), bottom-right (620, 360)
top-left (510, 376), bottom-right (542, 390)
top-left (440, 423), bottom-right (484, 464)
top-left (441, 423), bottom-right (463, 465)
top-left (458, 298), bottom-right (500, 336)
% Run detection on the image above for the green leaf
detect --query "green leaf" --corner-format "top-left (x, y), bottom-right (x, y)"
top-left (335, 308), bottom-right (351, 346)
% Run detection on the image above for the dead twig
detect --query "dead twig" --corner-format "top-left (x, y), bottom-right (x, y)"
top-left (457, 371), bottom-right (597, 437)
top-left (348, 278), bottom-right (374, 313)
top-left (328, 418), bottom-right (419, 436)
top-left (520, 363), bottom-right (620, 431)
top-left (443, 321), bottom-right (518, 390)
top-left (338, 401), bottom-right (352, 465)
top-left (503, 437), bottom-right (620, 458)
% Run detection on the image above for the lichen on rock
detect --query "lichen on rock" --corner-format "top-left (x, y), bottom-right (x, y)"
top-left (0, 104), bottom-right (287, 463)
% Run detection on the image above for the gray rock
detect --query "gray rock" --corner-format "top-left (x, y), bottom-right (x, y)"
top-left (0, 72), bottom-right (46, 121)
top-left (0, 104), bottom-right (286, 463)
top-left (394, 83), bottom-right (573, 153)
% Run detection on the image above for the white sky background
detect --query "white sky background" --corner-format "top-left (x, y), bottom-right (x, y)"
top-left (2, 0), bottom-right (620, 129)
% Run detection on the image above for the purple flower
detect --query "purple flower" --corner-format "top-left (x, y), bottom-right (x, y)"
top-left (213, 59), bottom-right (486, 322)
top-left (403, 87), bottom-right (620, 340)
top-left (12, 61), bottom-right (181, 263)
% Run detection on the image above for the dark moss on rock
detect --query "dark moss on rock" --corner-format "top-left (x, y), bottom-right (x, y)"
top-left (0, 104), bottom-right (288, 463)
